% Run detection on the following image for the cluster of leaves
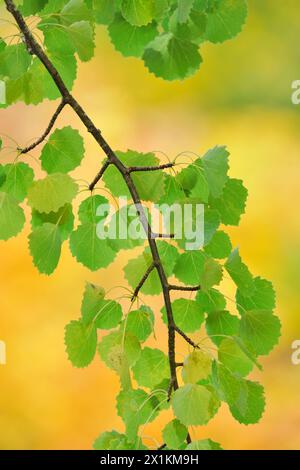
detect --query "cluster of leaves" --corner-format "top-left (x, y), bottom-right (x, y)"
top-left (0, 122), bottom-right (281, 448)
top-left (65, 148), bottom-right (280, 450)
top-left (0, 0), bottom-right (280, 451)
top-left (0, 0), bottom-right (248, 107)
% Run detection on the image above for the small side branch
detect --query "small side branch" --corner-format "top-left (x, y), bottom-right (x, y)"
top-left (152, 232), bottom-right (175, 239)
top-left (131, 263), bottom-right (156, 301)
top-left (89, 160), bottom-right (111, 191)
top-left (19, 99), bottom-right (66, 154)
top-left (175, 362), bottom-right (183, 367)
top-left (173, 325), bottom-right (199, 349)
top-left (169, 284), bottom-right (201, 292)
top-left (128, 163), bottom-right (173, 173)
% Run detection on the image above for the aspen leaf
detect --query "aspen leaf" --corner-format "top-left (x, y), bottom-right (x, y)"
top-left (172, 384), bottom-right (220, 426)
top-left (27, 173), bottom-right (78, 214)
top-left (0, 192), bottom-right (25, 240)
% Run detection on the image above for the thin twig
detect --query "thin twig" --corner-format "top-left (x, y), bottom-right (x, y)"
top-left (19, 99), bottom-right (66, 154)
top-left (173, 325), bottom-right (199, 349)
top-left (128, 163), bottom-right (174, 172)
top-left (169, 284), bottom-right (201, 292)
top-left (89, 160), bottom-right (110, 191)
top-left (152, 233), bottom-right (175, 239)
top-left (131, 263), bottom-right (156, 301)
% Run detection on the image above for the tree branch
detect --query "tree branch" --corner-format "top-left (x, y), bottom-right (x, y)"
top-left (175, 362), bottom-right (183, 367)
top-left (5, 0), bottom-right (181, 407)
top-left (128, 163), bottom-right (173, 172)
top-left (152, 233), bottom-right (175, 239)
top-left (19, 99), bottom-right (66, 154)
top-left (169, 284), bottom-right (201, 292)
top-left (173, 325), bottom-right (199, 349)
top-left (89, 160), bottom-right (110, 191)
top-left (131, 263), bottom-right (156, 301)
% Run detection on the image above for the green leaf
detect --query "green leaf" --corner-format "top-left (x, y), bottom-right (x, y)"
top-left (27, 173), bottom-right (78, 214)
top-left (4, 57), bottom-right (62, 105)
top-left (162, 419), bottom-right (188, 449)
top-left (214, 365), bottom-right (265, 425)
top-left (68, 21), bottom-right (95, 62)
top-left (60, 0), bottom-right (93, 25)
top-left (65, 318), bottom-right (97, 368)
top-left (94, 0), bottom-right (116, 25)
top-left (239, 310), bottom-right (281, 356)
top-left (78, 194), bottom-right (109, 224)
top-left (98, 330), bottom-right (141, 372)
top-left (236, 277), bottom-right (276, 315)
top-left (205, 310), bottom-right (239, 346)
top-left (41, 126), bottom-right (85, 174)
top-left (205, 0), bottom-right (248, 44)
top-left (124, 252), bottom-right (158, 294)
top-left (200, 257), bottom-right (223, 291)
top-left (176, 160), bottom-right (209, 202)
top-left (103, 150), bottom-right (165, 202)
top-left (31, 203), bottom-right (74, 241)
top-left (132, 347), bottom-right (169, 389)
top-left (107, 204), bottom-right (147, 252)
top-left (117, 388), bottom-right (158, 441)
top-left (196, 288), bottom-right (226, 314)
top-left (93, 431), bottom-right (141, 450)
top-left (94, 299), bottom-right (123, 329)
top-left (121, 0), bottom-right (155, 26)
top-left (161, 298), bottom-right (204, 333)
top-left (109, 14), bottom-right (158, 58)
top-left (28, 222), bottom-right (62, 275)
top-left (1, 162), bottom-right (34, 202)
top-left (172, 384), bottom-right (220, 426)
top-left (49, 52), bottom-right (77, 94)
top-left (153, 0), bottom-right (170, 21)
top-left (122, 306), bottom-right (154, 342)
top-left (169, 8), bottom-right (207, 44)
top-left (69, 223), bottom-right (116, 271)
top-left (204, 230), bottom-right (232, 259)
top-left (218, 337), bottom-right (254, 377)
top-left (211, 178), bottom-right (247, 226)
top-left (189, 167), bottom-right (209, 202)
top-left (21, 0), bottom-right (49, 15)
top-left (174, 250), bottom-right (206, 286)
top-left (202, 146), bottom-right (229, 198)
top-left (204, 207), bottom-right (220, 245)
top-left (186, 439), bottom-right (222, 450)
top-left (143, 33), bottom-right (202, 81)
top-left (124, 241), bottom-right (178, 295)
top-left (177, 0), bottom-right (194, 24)
top-left (225, 248), bottom-right (254, 295)
top-left (159, 174), bottom-right (186, 205)
top-left (81, 282), bottom-right (105, 322)
top-left (38, 18), bottom-right (74, 56)
top-left (0, 192), bottom-right (25, 240)
top-left (0, 44), bottom-right (32, 80)
top-left (182, 350), bottom-right (212, 384)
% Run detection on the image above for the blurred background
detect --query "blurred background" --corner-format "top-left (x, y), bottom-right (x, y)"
top-left (0, 0), bottom-right (300, 450)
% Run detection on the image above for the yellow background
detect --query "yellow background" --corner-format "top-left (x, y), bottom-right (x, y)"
top-left (1, 0), bottom-right (300, 449)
